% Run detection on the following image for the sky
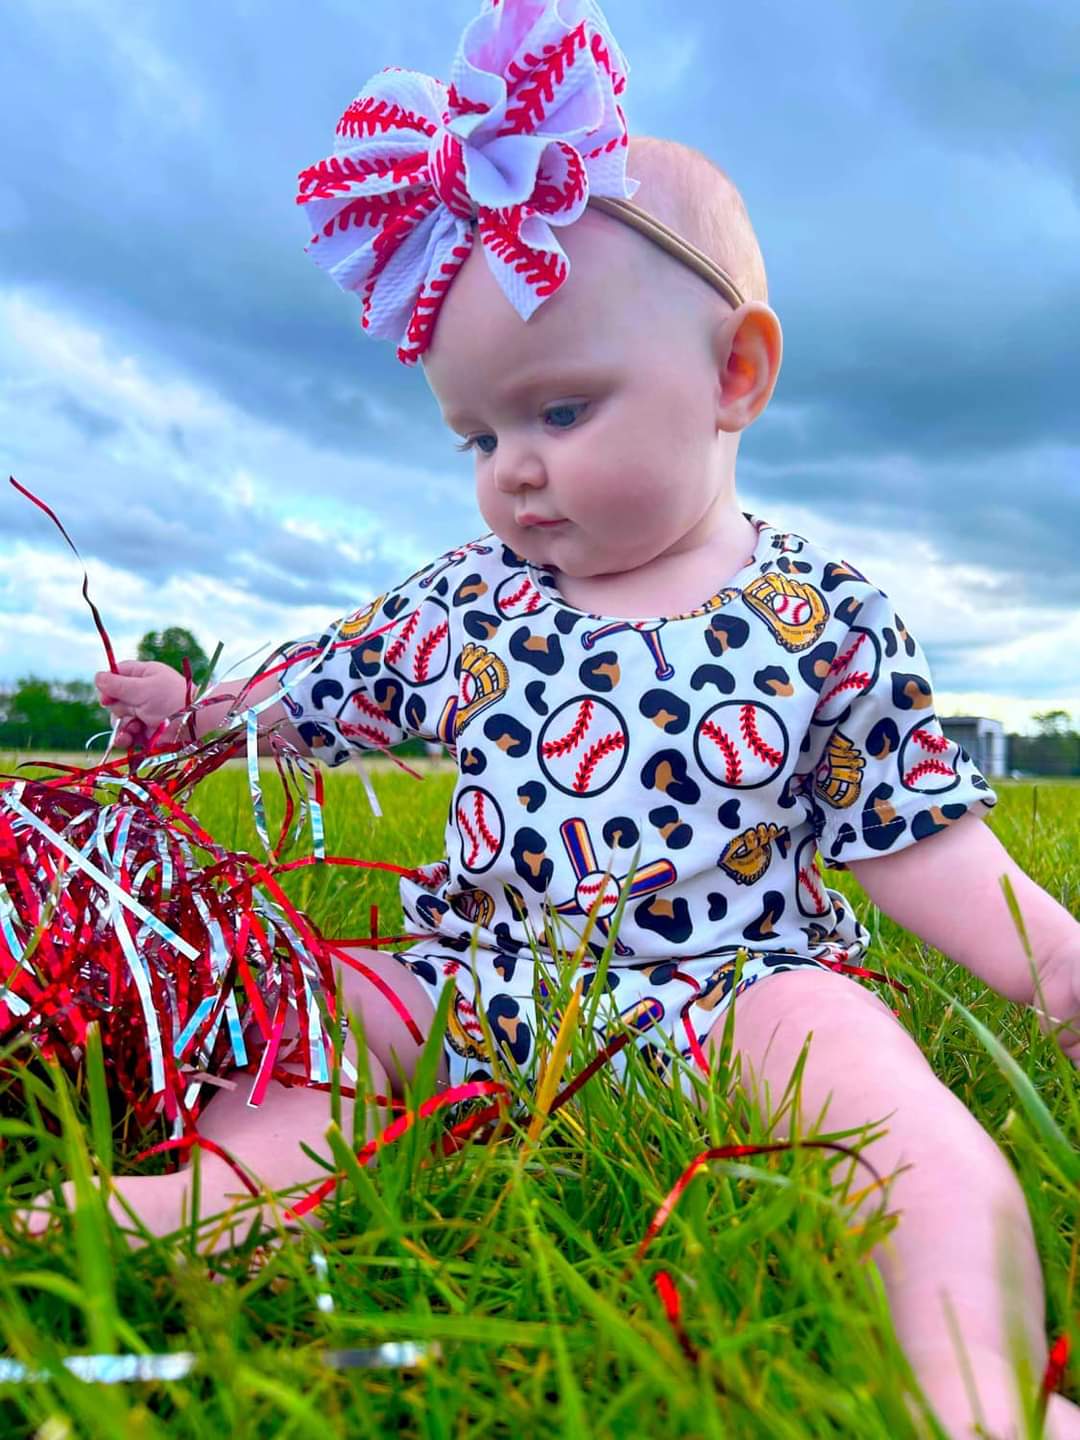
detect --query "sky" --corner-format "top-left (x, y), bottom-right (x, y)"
top-left (1, 0), bottom-right (1077, 733)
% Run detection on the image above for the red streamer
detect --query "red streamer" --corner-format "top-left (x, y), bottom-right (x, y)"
top-left (285, 1080), bottom-right (508, 1219)
top-left (9, 475), bottom-right (118, 672)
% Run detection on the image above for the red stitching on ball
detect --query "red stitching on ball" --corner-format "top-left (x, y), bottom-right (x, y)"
top-left (339, 719), bottom-right (393, 746)
top-left (542, 699), bottom-right (593, 758)
top-left (385, 608), bottom-right (419, 665)
top-left (473, 790), bottom-right (499, 851)
top-left (903, 759), bottom-right (956, 786)
top-left (577, 876), bottom-right (619, 911)
top-left (457, 805), bottom-right (480, 866)
top-left (700, 720), bottom-right (741, 784)
top-left (911, 727), bottom-right (950, 753)
top-left (815, 672), bottom-right (870, 712)
top-left (455, 994), bottom-right (483, 1037)
top-left (350, 693), bottom-right (387, 723)
top-left (830, 633), bottom-right (866, 673)
top-left (501, 577), bottom-right (531, 609)
top-left (798, 865), bottom-right (825, 911)
top-left (740, 705), bottom-right (783, 767)
top-left (574, 731), bottom-right (625, 792)
top-left (414, 620), bottom-right (448, 682)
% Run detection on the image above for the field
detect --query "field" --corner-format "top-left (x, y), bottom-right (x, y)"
top-left (0, 761), bottom-right (1077, 1438)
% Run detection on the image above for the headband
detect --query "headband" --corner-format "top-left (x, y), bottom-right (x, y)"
top-left (295, 0), bottom-right (745, 366)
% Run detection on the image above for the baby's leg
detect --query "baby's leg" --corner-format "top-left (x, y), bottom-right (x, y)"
top-left (705, 967), bottom-right (1080, 1440)
top-left (20, 949), bottom-right (446, 1250)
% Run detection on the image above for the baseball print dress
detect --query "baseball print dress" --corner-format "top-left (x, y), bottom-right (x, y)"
top-left (281, 516), bottom-right (997, 1091)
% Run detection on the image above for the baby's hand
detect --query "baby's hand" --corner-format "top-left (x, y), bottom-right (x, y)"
top-left (1032, 947), bottom-right (1080, 1071)
top-left (95, 661), bottom-right (188, 750)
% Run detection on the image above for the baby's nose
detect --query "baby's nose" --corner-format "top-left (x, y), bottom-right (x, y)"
top-left (492, 441), bottom-right (546, 494)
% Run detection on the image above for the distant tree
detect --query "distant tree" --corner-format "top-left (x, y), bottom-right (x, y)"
top-left (1032, 709), bottom-right (1072, 736)
top-left (1007, 712), bottom-right (1080, 777)
top-left (0, 677), bottom-right (107, 750)
top-left (137, 627), bottom-right (210, 686)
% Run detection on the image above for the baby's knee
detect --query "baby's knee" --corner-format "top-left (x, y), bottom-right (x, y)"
top-left (332, 947), bottom-right (442, 1095)
top-left (712, 965), bottom-right (916, 1083)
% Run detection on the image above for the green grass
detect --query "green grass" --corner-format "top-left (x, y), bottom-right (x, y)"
top-left (0, 763), bottom-right (1077, 1438)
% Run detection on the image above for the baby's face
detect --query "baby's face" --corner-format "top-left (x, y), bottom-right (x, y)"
top-left (422, 212), bottom-right (736, 582)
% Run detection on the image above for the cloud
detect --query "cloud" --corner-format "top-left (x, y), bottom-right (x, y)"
top-left (1, 0), bottom-right (1078, 727)
top-left (0, 286), bottom-right (483, 676)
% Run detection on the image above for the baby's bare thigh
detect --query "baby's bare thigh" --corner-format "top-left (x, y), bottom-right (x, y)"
top-left (714, 965), bottom-right (936, 1133)
top-left (333, 948), bottom-right (448, 1095)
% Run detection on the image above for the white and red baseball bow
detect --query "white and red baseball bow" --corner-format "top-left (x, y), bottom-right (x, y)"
top-left (295, 0), bottom-right (639, 365)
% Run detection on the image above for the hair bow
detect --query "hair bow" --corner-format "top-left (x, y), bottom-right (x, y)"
top-left (295, 0), bottom-right (639, 366)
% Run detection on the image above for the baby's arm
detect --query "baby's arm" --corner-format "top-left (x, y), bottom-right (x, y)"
top-left (96, 661), bottom-right (303, 753)
top-left (848, 812), bottom-right (1080, 1057)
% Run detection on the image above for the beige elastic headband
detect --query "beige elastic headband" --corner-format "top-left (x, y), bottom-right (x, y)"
top-left (586, 196), bottom-right (746, 311)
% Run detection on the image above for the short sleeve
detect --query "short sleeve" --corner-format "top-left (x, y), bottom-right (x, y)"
top-left (276, 556), bottom-right (460, 768)
top-left (804, 586), bottom-right (997, 868)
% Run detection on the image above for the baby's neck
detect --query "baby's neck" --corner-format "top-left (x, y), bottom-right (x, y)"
top-left (554, 505), bottom-right (760, 620)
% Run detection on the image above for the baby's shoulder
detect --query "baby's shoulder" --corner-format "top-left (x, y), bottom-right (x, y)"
top-left (752, 523), bottom-right (893, 632)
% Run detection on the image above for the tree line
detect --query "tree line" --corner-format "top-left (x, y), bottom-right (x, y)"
top-left (0, 629), bottom-right (1076, 773)
top-left (0, 627), bottom-right (432, 757)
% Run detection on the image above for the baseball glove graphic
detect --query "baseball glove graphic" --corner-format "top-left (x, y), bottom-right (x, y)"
top-left (338, 595), bottom-right (386, 639)
top-left (440, 642), bottom-right (510, 738)
top-left (446, 991), bottom-right (490, 1061)
top-left (718, 822), bottom-right (791, 885)
top-left (743, 574), bottom-right (829, 652)
top-left (814, 731), bottom-right (865, 808)
top-left (449, 886), bottom-right (497, 928)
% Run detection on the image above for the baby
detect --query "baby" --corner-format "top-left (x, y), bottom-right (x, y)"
top-left (58, 3), bottom-right (1080, 1435)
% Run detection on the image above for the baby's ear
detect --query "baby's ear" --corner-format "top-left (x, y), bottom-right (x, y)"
top-left (714, 302), bottom-right (783, 434)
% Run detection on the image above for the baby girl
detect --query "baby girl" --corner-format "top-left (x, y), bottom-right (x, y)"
top-left (56, 1), bottom-right (1080, 1434)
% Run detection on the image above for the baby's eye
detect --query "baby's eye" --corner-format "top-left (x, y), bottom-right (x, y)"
top-left (454, 434), bottom-right (497, 455)
top-left (545, 403), bottom-right (586, 429)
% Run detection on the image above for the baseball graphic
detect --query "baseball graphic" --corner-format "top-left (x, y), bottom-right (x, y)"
top-left (411, 859), bottom-right (450, 890)
top-left (539, 696), bottom-right (629, 796)
top-left (694, 701), bottom-right (789, 789)
top-left (898, 719), bottom-right (959, 794)
top-left (769, 590), bottom-right (812, 625)
top-left (812, 626), bottom-right (881, 725)
top-left (384, 598), bottom-right (451, 686)
top-left (454, 786), bottom-right (505, 872)
top-left (794, 835), bottom-right (831, 918)
top-left (495, 571), bottom-right (549, 619)
top-left (574, 869), bottom-right (623, 920)
top-left (336, 688), bottom-right (396, 748)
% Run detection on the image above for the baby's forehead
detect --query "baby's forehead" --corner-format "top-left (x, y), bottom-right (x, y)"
top-left (425, 214), bottom-right (701, 399)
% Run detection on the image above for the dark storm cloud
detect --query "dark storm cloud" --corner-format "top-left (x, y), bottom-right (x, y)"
top-left (1, 0), bottom-right (1077, 646)
top-left (4, 456), bottom-right (366, 614)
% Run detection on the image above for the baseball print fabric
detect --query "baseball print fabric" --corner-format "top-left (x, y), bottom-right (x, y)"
top-left (280, 517), bottom-right (997, 1089)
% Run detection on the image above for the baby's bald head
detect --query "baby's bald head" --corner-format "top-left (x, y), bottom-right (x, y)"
top-left (622, 136), bottom-right (769, 307)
